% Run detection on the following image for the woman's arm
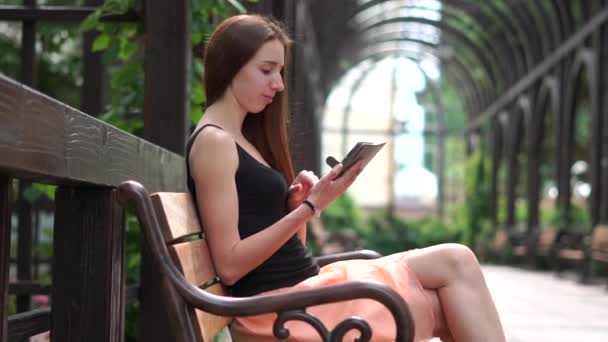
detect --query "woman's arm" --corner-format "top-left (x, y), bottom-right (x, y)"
top-left (287, 170), bottom-right (320, 243)
top-left (189, 129), bottom-right (362, 286)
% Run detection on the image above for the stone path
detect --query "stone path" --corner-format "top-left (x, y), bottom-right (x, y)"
top-left (482, 264), bottom-right (608, 342)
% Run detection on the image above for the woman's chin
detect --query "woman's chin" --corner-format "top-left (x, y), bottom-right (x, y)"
top-left (250, 106), bottom-right (268, 114)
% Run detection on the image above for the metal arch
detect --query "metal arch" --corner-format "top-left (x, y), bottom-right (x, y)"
top-left (463, 0), bottom-right (534, 70)
top-left (553, 0), bottom-right (575, 38)
top-left (489, 113), bottom-right (508, 226)
top-left (526, 76), bottom-right (561, 234)
top-left (504, 96), bottom-right (532, 159)
top-left (453, 0), bottom-right (536, 72)
top-left (357, 17), bottom-right (505, 96)
top-left (353, 36), bottom-right (491, 110)
top-left (570, 1), bottom-right (594, 33)
top-left (344, 46), bottom-right (482, 119)
top-left (330, 51), bottom-right (449, 219)
top-left (352, 43), bottom-right (486, 114)
top-left (519, 96), bottom-right (535, 137)
top-left (448, 1), bottom-right (527, 82)
top-left (450, 0), bottom-right (527, 79)
top-left (355, 3), bottom-right (522, 90)
top-left (532, 1), bottom-right (564, 50)
top-left (355, 14), bottom-right (507, 91)
top-left (339, 61), bottom-right (378, 156)
top-left (504, 95), bottom-right (532, 228)
top-left (467, 7), bottom-right (608, 132)
top-left (524, 1), bottom-right (557, 57)
top-left (531, 77), bottom-right (561, 154)
top-left (348, 49), bottom-right (475, 112)
top-left (560, 48), bottom-right (602, 226)
top-left (332, 0), bottom-right (562, 118)
top-left (503, 0), bottom-right (544, 64)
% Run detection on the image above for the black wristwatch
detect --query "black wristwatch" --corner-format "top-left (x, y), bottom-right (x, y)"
top-left (302, 199), bottom-right (321, 217)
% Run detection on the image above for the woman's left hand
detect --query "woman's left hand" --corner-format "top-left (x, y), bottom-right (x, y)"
top-left (287, 170), bottom-right (319, 211)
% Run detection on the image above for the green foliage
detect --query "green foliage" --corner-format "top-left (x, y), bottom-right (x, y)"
top-left (24, 184), bottom-right (57, 202)
top-left (81, 0), bottom-right (257, 134)
top-left (0, 20), bottom-right (83, 108)
top-left (539, 202), bottom-right (591, 229)
top-left (362, 214), bottom-right (462, 255)
top-left (322, 197), bottom-right (463, 256)
top-left (462, 151), bottom-right (492, 247)
top-left (321, 193), bottom-right (365, 233)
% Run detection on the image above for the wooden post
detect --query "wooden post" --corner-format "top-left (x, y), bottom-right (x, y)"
top-left (0, 176), bottom-right (12, 342)
top-left (141, 0), bottom-right (191, 339)
top-left (16, 0), bottom-right (37, 319)
top-left (143, 0), bottom-right (191, 155)
top-left (16, 182), bottom-right (32, 315)
top-left (602, 13), bottom-right (608, 222)
top-left (81, 0), bottom-right (106, 116)
top-left (51, 187), bottom-right (125, 342)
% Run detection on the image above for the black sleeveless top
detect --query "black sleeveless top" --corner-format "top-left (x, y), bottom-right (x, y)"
top-left (186, 124), bottom-right (320, 296)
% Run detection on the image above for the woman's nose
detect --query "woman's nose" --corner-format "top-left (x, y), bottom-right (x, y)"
top-left (272, 74), bottom-right (284, 91)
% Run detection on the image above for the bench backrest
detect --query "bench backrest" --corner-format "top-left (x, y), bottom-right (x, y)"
top-left (591, 225), bottom-right (608, 252)
top-left (538, 228), bottom-right (557, 247)
top-left (150, 192), bottom-right (231, 341)
top-left (492, 229), bottom-right (508, 250)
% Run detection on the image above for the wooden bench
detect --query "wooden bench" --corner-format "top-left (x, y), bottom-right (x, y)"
top-left (116, 180), bottom-right (415, 342)
top-left (511, 227), bottom-right (558, 267)
top-left (555, 225), bottom-right (608, 285)
top-left (477, 228), bottom-right (509, 263)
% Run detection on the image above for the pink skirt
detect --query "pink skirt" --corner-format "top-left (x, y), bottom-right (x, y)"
top-left (231, 251), bottom-right (435, 341)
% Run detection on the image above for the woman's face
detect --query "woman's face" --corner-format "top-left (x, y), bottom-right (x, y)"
top-left (230, 39), bottom-right (285, 114)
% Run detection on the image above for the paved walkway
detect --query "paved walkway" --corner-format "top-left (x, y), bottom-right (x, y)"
top-left (482, 264), bottom-right (608, 342)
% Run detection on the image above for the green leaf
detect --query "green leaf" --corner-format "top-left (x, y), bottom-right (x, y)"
top-left (79, 11), bottom-right (102, 32)
top-left (92, 34), bottom-right (111, 52)
top-left (191, 105), bottom-right (203, 124)
top-left (23, 186), bottom-right (42, 202)
top-left (226, 0), bottom-right (247, 13)
top-left (192, 31), bottom-right (204, 45)
top-left (32, 184), bottom-right (56, 201)
top-left (191, 84), bottom-right (205, 104)
top-left (118, 38), bottom-right (138, 61)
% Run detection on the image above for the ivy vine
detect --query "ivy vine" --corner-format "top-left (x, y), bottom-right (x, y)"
top-left (81, 0), bottom-right (258, 134)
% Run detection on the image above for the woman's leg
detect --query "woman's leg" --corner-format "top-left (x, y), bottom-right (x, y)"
top-left (424, 289), bottom-right (454, 342)
top-left (403, 243), bottom-right (506, 342)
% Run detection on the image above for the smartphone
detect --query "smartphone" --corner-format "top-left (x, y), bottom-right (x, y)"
top-left (325, 142), bottom-right (386, 177)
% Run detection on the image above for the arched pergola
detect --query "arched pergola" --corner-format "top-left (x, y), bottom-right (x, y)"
top-left (301, 0), bottom-right (608, 240)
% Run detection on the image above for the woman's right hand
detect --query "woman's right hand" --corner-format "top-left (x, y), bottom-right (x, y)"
top-left (306, 160), bottom-right (365, 210)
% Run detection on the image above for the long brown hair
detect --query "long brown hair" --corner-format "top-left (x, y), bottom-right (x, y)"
top-left (203, 15), bottom-right (295, 183)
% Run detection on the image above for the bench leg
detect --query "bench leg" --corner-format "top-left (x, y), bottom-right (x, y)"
top-left (578, 259), bottom-right (592, 284)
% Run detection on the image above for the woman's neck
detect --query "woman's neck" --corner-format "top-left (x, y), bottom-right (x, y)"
top-left (203, 90), bottom-right (247, 137)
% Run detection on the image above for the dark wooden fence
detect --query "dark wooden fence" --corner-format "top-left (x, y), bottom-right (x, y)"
top-left (0, 73), bottom-right (186, 341)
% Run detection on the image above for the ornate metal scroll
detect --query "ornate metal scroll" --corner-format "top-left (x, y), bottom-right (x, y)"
top-left (273, 309), bottom-right (372, 341)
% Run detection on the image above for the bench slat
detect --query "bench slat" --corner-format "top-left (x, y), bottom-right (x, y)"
top-left (591, 225), bottom-right (608, 251)
top-left (151, 192), bottom-right (202, 242)
top-left (156, 192), bottom-right (232, 341)
top-left (193, 283), bottom-right (232, 342)
top-left (169, 239), bottom-right (218, 289)
top-left (558, 249), bottom-right (584, 260)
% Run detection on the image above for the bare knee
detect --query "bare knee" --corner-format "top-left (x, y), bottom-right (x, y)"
top-left (441, 243), bottom-right (481, 280)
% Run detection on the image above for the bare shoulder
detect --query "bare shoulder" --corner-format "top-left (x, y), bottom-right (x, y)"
top-left (189, 126), bottom-right (238, 177)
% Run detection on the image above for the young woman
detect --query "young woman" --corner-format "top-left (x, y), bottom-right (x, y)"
top-left (187, 14), bottom-right (506, 342)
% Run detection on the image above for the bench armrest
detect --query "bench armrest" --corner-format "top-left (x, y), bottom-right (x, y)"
top-left (314, 250), bottom-right (382, 267)
top-left (117, 181), bottom-right (414, 342)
